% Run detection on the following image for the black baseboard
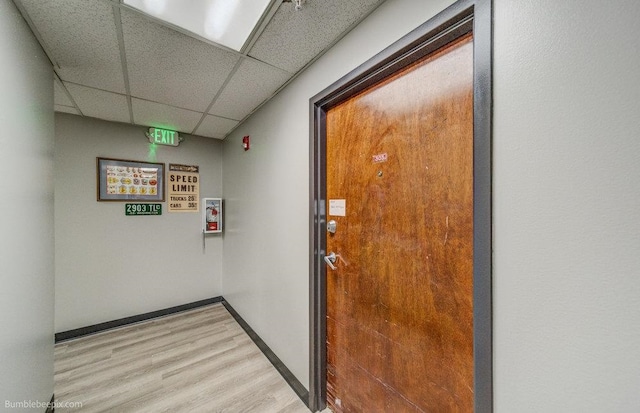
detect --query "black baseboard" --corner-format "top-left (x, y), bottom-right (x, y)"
top-left (46, 394), bottom-right (54, 413)
top-left (54, 296), bottom-right (224, 343)
top-left (221, 300), bottom-right (310, 409)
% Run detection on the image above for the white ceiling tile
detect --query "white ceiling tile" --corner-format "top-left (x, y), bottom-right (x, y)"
top-left (55, 105), bottom-right (81, 115)
top-left (193, 115), bottom-right (239, 140)
top-left (18, 0), bottom-right (382, 133)
top-left (209, 58), bottom-right (292, 121)
top-left (121, 8), bottom-right (240, 113)
top-left (249, 0), bottom-right (384, 73)
top-left (54, 79), bottom-right (74, 107)
top-left (132, 98), bottom-right (203, 134)
top-left (20, 0), bottom-right (126, 93)
top-left (65, 83), bottom-right (130, 124)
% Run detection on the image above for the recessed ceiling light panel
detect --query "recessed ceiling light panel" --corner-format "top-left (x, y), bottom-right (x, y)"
top-left (123, 0), bottom-right (271, 51)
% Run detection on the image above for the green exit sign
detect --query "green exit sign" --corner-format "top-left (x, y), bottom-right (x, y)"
top-left (147, 127), bottom-right (180, 147)
top-left (125, 203), bottom-right (162, 216)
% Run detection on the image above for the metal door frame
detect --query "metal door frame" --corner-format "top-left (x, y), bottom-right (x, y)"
top-left (309, 0), bottom-right (493, 411)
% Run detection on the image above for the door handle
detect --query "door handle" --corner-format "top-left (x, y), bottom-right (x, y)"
top-left (324, 252), bottom-right (338, 270)
top-left (324, 252), bottom-right (348, 271)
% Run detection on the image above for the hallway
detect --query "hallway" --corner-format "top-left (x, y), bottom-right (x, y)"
top-left (3, 0), bottom-right (640, 411)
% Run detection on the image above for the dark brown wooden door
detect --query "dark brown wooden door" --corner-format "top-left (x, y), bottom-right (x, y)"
top-left (325, 34), bottom-right (474, 412)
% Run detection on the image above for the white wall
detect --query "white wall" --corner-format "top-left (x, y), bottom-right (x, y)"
top-left (223, 0), bottom-right (640, 410)
top-left (493, 0), bottom-right (640, 411)
top-left (55, 114), bottom-right (224, 332)
top-left (0, 0), bottom-right (55, 408)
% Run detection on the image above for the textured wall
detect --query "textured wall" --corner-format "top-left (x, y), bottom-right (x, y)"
top-left (492, 1), bottom-right (640, 410)
top-left (0, 0), bottom-right (55, 407)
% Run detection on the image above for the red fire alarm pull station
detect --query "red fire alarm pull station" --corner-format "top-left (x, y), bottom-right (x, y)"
top-left (242, 135), bottom-right (250, 151)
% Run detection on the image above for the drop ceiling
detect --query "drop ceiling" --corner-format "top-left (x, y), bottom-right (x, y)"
top-left (13, 0), bottom-right (386, 139)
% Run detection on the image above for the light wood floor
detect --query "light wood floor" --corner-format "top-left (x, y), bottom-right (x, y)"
top-left (54, 303), bottom-right (311, 412)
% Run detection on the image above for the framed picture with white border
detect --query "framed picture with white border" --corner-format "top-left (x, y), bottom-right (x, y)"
top-left (97, 157), bottom-right (165, 202)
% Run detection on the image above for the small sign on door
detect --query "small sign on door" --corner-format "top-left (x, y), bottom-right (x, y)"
top-left (329, 199), bottom-right (346, 216)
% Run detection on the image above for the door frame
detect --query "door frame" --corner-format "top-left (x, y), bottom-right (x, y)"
top-left (309, 0), bottom-right (492, 411)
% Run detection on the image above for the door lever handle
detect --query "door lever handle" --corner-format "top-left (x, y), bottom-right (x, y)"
top-left (324, 252), bottom-right (338, 270)
top-left (324, 252), bottom-right (347, 271)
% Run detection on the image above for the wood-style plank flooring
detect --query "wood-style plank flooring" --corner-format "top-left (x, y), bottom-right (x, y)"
top-left (54, 303), bottom-right (311, 412)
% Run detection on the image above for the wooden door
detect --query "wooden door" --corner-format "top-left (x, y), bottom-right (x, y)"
top-left (325, 34), bottom-right (474, 412)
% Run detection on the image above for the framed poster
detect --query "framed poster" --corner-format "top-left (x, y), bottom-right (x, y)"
top-left (203, 198), bottom-right (223, 233)
top-left (97, 157), bottom-right (165, 202)
top-left (168, 164), bottom-right (199, 212)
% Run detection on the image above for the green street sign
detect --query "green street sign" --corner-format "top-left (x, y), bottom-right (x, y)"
top-left (125, 203), bottom-right (162, 216)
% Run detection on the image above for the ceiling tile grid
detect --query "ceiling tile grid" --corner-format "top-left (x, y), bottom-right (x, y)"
top-left (132, 98), bottom-right (203, 134)
top-left (121, 8), bottom-right (240, 114)
top-left (194, 115), bottom-right (240, 140)
top-left (248, 0), bottom-right (385, 74)
top-left (54, 78), bottom-right (74, 107)
top-left (15, 0), bottom-right (387, 139)
top-left (65, 83), bottom-right (131, 124)
top-left (19, 0), bottom-right (126, 94)
top-left (55, 105), bottom-right (81, 116)
top-left (209, 57), bottom-right (293, 121)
